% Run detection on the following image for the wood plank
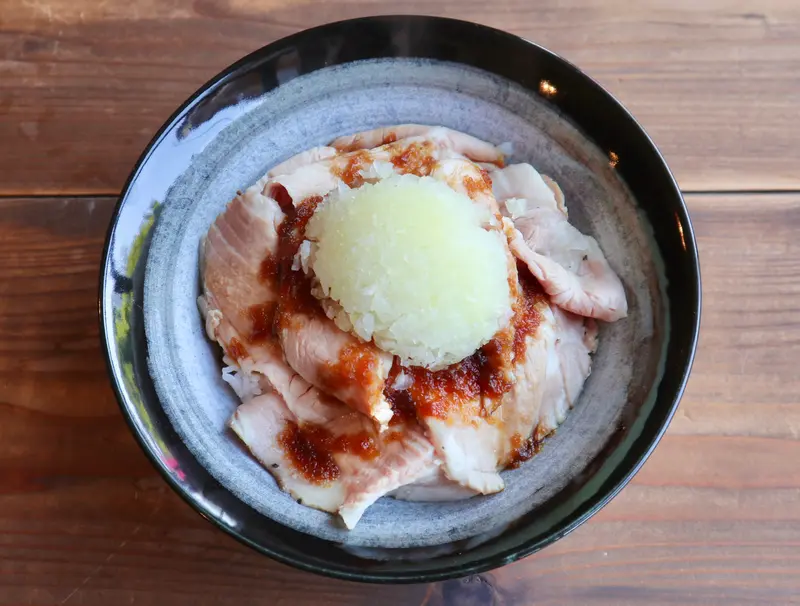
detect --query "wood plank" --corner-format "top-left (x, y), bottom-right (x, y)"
top-left (1, 1), bottom-right (799, 196)
top-left (0, 192), bottom-right (798, 603)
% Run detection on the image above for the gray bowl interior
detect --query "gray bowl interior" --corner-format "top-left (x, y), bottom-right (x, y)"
top-left (144, 58), bottom-right (664, 551)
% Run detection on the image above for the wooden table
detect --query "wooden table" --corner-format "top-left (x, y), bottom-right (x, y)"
top-left (1, 1), bottom-right (799, 604)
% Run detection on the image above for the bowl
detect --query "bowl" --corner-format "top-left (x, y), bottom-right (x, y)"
top-left (99, 15), bottom-right (701, 583)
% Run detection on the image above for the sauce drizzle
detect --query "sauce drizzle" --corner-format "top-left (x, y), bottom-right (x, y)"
top-left (278, 421), bottom-right (380, 485)
top-left (278, 422), bottom-right (340, 484)
top-left (226, 337), bottom-right (248, 362)
top-left (391, 142), bottom-right (438, 177)
top-left (321, 343), bottom-right (379, 397)
top-left (384, 360), bottom-right (420, 426)
top-left (258, 254), bottom-right (278, 283)
top-left (463, 169), bottom-right (493, 200)
top-left (507, 431), bottom-right (542, 469)
top-left (246, 302), bottom-right (276, 343)
top-left (333, 151), bottom-right (370, 188)
top-left (274, 195), bottom-right (325, 330)
top-left (512, 264), bottom-right (548, 361)
top-left (379, 266), bottom-right (547, 425)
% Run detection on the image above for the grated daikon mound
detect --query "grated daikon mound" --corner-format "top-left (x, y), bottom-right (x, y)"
top-left (305, 174), bottom-right (512, 369)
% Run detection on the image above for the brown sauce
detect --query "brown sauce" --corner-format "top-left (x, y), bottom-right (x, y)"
top-left (333, 151), bottom-right (370, 188)
top-left (278, 422), bottom-right (340, 484)
top-left (391, 142), bottom-right (438, 177)
top-left (383, 430), bottom-right (406, 443)
top-left (274, 195), bottom-right (325, 330)
top-left (407, 339), bottom-right (522, 419)
top-left (330, 430), bottom-right (379, 460)
top-left (320, 342), bottom-right (379, 396)
top-left (507, 431), bottom-right (541, 469)
top-left (276, 195), bottom-right (323, 260)
top-left (275, 271), bottom-right (322, 331)
top-left (378, 267), bottom-right (549, 423)
top-left (269, 183), bottom-right (293, 213)
top-left (473, 337), bottom-right (515, 399)
top-left (387, 389), bottom-right (417, 425)
top-left (513, 264), bottom-right (548, 361)
top-left (246, 302), bottom-right (276, 343)
top-left (382, 340), bottom-right (516, 421)
top-left (258, 254), bottom-right (278, 283)
top-left (278, 420), bottom-right (379, 485)
top-left (463, 169), bottom-right (493, 200)
top-left (403, 358), bottom-right (482, 419)
top-left (384, 360), bottom-right (420, 426)
top-left (226, 337), bottom-right (248, 362)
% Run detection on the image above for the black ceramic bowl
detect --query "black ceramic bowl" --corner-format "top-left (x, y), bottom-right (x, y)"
top-left (99, 15), bottom-right (700, 582)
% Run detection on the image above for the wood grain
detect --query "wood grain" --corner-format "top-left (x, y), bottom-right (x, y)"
top-left (1, 0), bottom-right (800, 196)
top-left (0, 192), bottom-right (798, 604)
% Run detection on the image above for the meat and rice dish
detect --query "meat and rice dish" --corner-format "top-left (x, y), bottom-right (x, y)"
top-left (197, 125), bottom-right (627, 528)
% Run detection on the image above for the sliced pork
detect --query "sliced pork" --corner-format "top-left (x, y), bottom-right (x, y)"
top-left (537, 307), bottom-right (599, 440)
top-left (493, 164), bottom-right (628, 322)
top-left (277, 314), bottom-right (395, 429)
top-left (230, 394), bottom-right (347, 512)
